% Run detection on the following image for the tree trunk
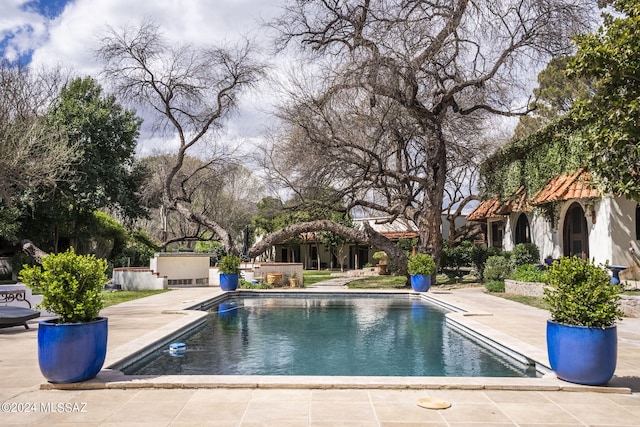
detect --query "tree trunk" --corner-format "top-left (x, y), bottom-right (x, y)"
top-left (21, 240), bottom-right (48, 264)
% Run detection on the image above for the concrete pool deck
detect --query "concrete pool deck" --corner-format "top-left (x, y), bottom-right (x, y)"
top-left (1, 282), bottom-right (640, 425)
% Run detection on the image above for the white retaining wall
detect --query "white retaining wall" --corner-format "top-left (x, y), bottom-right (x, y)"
top-left (112, 268), bottom-right (167, 291)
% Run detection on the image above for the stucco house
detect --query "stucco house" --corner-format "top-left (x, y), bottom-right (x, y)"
top-left (272, 215), bottom-right (466, 270)
top-left (468, 167), bottom-right (640, 282)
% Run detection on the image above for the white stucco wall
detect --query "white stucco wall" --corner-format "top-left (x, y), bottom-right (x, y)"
top-left (503, 212), bottom-right (556, 263)
top-left (609, 196), bottom-right (640, 280)
top-left (112, 268), bottom-right (168, 291)
top-left (152, 253), bottom-right (211, 286)
top-left (502, 216), bottom-right (514, 252)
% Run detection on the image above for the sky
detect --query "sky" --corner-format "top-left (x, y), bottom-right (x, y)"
top-left (0, 0), bottom-right (285, 155)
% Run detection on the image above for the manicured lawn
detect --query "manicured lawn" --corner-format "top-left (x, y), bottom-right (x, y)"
top-left (490, 292), bottom-right (549, 310)
top-left (302, 270), bottom-right (333, 285)
top-left (347, 275), bottom-right (409, 289)
top-left (436, 272), bottom-right (478, 285)
top-left (102, 289), bottom-right (170, 307)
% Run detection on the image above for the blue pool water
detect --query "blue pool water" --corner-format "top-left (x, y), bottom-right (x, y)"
top-left (122, 295), bottom-right (537, 377)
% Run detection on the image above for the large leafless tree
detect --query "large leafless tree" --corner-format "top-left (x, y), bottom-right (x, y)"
top-left (97, 21), bottom-right (266, 253)
top-left (0, 62), bottom-right (76, 262)
top-left (96, 21), bottom-right (407, 266)
top-left (268, 0), bottom-right (598, 266)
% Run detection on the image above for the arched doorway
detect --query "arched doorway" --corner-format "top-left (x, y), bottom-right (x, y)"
top-left (563, 202), bottom-right (589, 259)
top-left (514, 213), bottom-right (531, 244)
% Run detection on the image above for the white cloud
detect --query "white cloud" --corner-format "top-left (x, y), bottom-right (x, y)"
top-left (0, 0), bottom-right (49, 62)
top-left (29, 0), bottom-right (281, 75)
top-left (2, 0), bottom-right (285, 157)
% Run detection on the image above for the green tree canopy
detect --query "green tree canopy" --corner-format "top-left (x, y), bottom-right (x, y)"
top-left (18, 77), bottom-right (147, 253)
top-left (512, 56), bottom-right (594, 141)
top-left (46, 77), bottom-right (146, 219)
top-left (569, 0), bottom-right (640, 200)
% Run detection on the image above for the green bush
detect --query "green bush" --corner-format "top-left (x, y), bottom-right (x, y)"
top-left (407, 253), bottom-right (436, 276)
top-left (511, 243), bottom-right (540, 266)
top-left (543, 257), bottom-right (623, 327)
top-left (470, 246), bottom-right (489, 279)
top-left (483, 255), bottom-right (512, 281)
top-left (485, 280), bottom-right (505, 293)
top-left (510, 264), bottom-right (547, 283)
top-left (19, 248), bottom-right (107, 323)
top-left (239, 279), bottom-right (272, 289)
top-left (441, 240), bottom-right (473, 271)
top-left (218, 254), bottom-right (241, 274)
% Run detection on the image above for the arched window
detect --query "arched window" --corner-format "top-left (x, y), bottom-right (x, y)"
top-left (514, 213), bottom-right (531, 244)
top-left (563, 202), bottom-right (589, 259)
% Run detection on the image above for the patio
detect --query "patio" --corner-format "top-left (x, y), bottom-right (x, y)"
top-left (1, 282), bottom-right (639, 425)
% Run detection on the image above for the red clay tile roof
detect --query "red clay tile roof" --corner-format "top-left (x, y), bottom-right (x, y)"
top-left (467, 197), bottom-right (503, 221)
top-left (468, 168), bottom-right (599, 221)
top-left (467, 186), bottom-right (531, 221)
top-left (380, 231), bottom-right (420, 240)
top-left (530, 167), bottom-right (599, 205)
top-left (495, 186), bottom-right (530, 215)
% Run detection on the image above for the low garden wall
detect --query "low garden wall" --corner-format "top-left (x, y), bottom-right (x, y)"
top-left (253, 263), bottom-right (304, 286)
top-left (620, 296), bottom-right (640, 318)
top-left (504, 279), bottom-right (544, 297)
top-left (504, 279), bottom-right (640, 318)
top-left (112, 267), bottom-right (168, 291)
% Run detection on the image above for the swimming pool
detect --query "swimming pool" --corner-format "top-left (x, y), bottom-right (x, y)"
top-left (122, 294), bottom-right (538, 377)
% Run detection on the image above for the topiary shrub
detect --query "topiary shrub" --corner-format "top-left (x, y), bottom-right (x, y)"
top-left (19, 248), bottom-right (107, 323)
top-left (483, 255), bottom-right (512, 281)
top-left (485, 280), bottom-right (505, 293)
top-left (218, 254), bottom-right (241, 274)
top-left (543, 256), bottom-right (623, 327)
top-left (407, 253), bottom-right (436, 276)
top-left (511, 243), bottom-right (540, 266)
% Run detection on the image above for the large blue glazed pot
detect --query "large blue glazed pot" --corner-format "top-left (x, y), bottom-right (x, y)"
top-left (546, 320), bottom-right (617, 385)
top-left (219, 273), bottom-right (239, 291)
top-left (38, 317), bottom-right (108, 383)
top-left (410, 274), bottom-right (431, 292)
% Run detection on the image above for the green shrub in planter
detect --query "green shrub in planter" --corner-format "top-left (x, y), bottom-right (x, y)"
top-left (543, 256), bottom-right (622, 327)
top-left (407, 253), bottom-right (436, 276)
top-left (19, 248), bottom-right (107, 323)
top-left (544, 256), bottom-right (622, 385)
top-left (483, 255), bottom-right (512, 281)
top-left (218, 254), bottom-right (241, 274)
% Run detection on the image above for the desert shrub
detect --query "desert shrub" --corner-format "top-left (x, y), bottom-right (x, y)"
top-left (483, 255), bottom-right (512, 281)
top-left (485, 280), bottom-right (505, 293)
top-left (511, 243), bottom-right (540, 266)
top-left (441, 240), bottom-right (473, 272)
top-left (510, 264), bottom-right (547, 282)
top-left (470, 246), bottom-right (489, 279)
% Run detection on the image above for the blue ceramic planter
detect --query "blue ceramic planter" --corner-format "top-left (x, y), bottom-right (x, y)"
top-left (218, 301), bottom-right (239, 317)
top-left (410, 274), bottom-right (431, 292)
top-left (38, 317), bottom-right (108, 383)
top-left (219, 273), bottom-right (239, 291)
top-left (546, 320), bottom-right (617, 385)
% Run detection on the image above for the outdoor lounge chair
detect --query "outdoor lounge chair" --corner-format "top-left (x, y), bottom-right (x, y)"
top-left (0, 306), bottom-right (40, 329)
